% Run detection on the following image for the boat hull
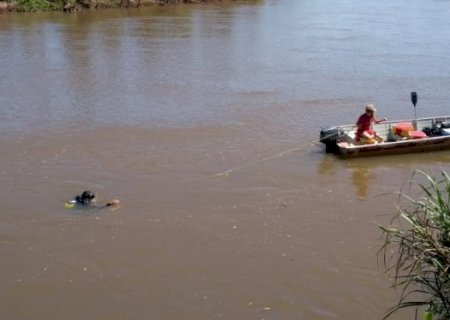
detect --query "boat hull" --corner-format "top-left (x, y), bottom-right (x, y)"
top-left (337, 136), bottom-right (450, 157)
top-left (321, 116), bottom-right (450, 158)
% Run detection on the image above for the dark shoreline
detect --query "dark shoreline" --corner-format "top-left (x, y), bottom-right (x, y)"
top-left (0, 0), bottom-right (255, 13)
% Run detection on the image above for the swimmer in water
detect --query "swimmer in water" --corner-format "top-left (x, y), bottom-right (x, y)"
top-left (65, 190), bottom-right (120, 209)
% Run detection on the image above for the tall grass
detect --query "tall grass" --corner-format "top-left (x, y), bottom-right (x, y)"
top-left (379, 170), bottom-right (450, 320)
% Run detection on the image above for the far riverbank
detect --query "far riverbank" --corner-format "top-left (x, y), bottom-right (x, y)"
top-left (0, 0), bottom-right (258, 13)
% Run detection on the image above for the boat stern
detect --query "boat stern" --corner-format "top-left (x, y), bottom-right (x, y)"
top-left (320, 126), bottom-right (344, 153)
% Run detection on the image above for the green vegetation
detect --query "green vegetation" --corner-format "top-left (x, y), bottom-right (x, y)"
top-left (16, 0), bottom-right (63, 11)
top-left (379, 170), bottom-right (450, 320)
top-left (0, 0), bottom-right (258, 12)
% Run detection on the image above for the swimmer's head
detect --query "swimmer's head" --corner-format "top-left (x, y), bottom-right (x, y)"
top-left (80, 190), bottom-right (96, 205)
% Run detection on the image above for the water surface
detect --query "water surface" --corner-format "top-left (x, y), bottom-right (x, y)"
top-left (2, 0), bottom-right (450, 319)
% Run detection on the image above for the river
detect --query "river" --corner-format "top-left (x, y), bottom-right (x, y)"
top-left (2, 0), bottom-right (450, 319)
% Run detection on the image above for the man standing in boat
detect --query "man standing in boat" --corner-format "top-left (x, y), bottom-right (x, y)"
top-left (355, 104), bottom-right (387, 144)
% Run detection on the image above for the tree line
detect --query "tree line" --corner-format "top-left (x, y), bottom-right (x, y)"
top-left (0, 0), bottom-right (249, 13)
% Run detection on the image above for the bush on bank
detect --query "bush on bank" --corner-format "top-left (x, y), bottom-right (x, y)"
top-left (0, 0), bottom-right (194, 12)
top-left (0, 0), bottom-right (252, 12)
top-left (379, 170), bottom-right (450, 320)
top-left (17, 0), bottom-right (63, 11)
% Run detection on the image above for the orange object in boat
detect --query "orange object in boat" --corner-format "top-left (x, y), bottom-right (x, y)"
top-left (393, 122), bottom-right (414, 137)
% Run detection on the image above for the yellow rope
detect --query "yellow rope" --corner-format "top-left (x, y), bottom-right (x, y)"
top-left (208, 145), bottom-right (304, 178)
top-left (207, 132), bottom-right (336, 178)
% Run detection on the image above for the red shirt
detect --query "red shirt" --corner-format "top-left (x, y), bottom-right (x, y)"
top-left (356, 113), bottom-right (374, 133)
top-left (356, 113), bottom-right (380, 140)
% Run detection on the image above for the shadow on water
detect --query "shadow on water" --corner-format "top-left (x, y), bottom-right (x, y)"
top-left (316, 150), bottom-right (450, 199)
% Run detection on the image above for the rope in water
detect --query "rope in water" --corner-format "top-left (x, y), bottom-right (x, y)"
top-left (208, 145), bottom-right (306, 178)
top-left (207, 131), bottom-right (338, 178)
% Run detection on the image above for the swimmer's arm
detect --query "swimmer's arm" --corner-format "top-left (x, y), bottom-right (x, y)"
top-left (105, 199), bottom-right (120, 207)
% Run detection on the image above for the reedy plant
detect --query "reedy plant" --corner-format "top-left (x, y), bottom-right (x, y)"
top-left (379, 170), bottom-right (450, 320)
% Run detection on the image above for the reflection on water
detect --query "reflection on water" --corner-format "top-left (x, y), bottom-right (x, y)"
top-left (317, 150), bottom-right (450, 199)
top-left (316, 154), bottom-right (376, 199)
top-left (351, 167), bottom-right (376, 199)
top-left (316, 153), bottom-right (337, 176)
top-left (0, 3), bottom-right (271, 134)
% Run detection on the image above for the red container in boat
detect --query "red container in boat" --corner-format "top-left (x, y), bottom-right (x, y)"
top-left (394, 122), bottom-right (414, 137)
top-left (408, 130), bottom-right (427, 139)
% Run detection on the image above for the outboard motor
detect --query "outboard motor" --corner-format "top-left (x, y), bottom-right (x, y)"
top-left (441, 121), bottom-right (450, 129)
top-left (320, 126), bottom-right (343, 154)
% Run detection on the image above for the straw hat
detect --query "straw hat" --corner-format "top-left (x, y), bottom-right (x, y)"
top-left (365, 104), bottom-right (377, 112)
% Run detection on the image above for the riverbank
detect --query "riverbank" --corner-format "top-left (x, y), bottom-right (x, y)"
top-left (0, 0), bottom-right (253, 13)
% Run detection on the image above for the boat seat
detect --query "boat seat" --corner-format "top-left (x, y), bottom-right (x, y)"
top-left (389, 134), bottom-right (406, 141)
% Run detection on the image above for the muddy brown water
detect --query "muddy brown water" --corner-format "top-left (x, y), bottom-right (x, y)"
top-left (2, 0), bottom-right (450, 319)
